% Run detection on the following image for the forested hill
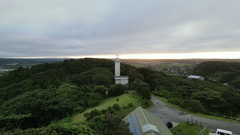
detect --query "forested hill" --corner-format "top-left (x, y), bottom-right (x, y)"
top-left (0, 58), bottom-right (240, 134)
top-left (0, 58), bottom-right (136, 131)
top-left (193, 61), bottom-right (240, 88)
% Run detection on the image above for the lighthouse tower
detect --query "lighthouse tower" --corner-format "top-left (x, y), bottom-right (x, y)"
top-left (115, 54), bottom-right (120, 76)
top-left (114, 55), bottom-right (129, 85)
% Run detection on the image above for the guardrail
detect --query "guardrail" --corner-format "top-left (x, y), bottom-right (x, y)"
top-left (223, 115), bottom-right (240, 122)
top-left (187, 116), bottom-right (207, 135)
top-left (199, 124), bottom-right (207, 135)
top-left (187, 116), bottom-right (206, 126)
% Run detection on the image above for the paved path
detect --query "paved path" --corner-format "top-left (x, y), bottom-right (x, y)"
top-left (148, 96), bottom-right (240, 135)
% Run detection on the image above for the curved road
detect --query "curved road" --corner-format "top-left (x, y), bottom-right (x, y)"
top-left (148, 96), bottom-right (240, 135)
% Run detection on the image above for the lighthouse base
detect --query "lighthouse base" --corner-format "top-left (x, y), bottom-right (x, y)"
top-left (114, 76), bottom-right (129, 85)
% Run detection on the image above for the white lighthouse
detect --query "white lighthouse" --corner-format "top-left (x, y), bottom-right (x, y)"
top-left (115, 54), bottom-right (121, 76)
top-left (114, 55), bottom-right (129, 85)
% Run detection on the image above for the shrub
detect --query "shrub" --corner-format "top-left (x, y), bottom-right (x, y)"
top-left (122, 106), bottom-right (129, 109)
top-left (208, 112), bottom-right (213, 115)
top-left (3, 122), bottom-right (95, 135)
top-left (73, 106), bottom-right (85, 113)
top-left (108, 84), bottom-right (126, 96)
top-left (84, 109), bottom-right (101, 121)
top-left (128, 102), bottom-right (133, 108)
top-left (57, 116), bottom-right (71, 124)
top-left (143, 100), bottom-right (151, 107)
top-left (168, 97), bottom-right (175, 103)
top-left (168, 98), bottom-right (183, 105)
top-left (112, 104), bottom-right (121, 111)
top-left (154, 90), bottom-right (171, 98)
top-left (107, 106), bottom-right (115, 114)
top-left (174, 98), bottom-right (183, 105)
top-left (100, 109), bottom-right (107, 114)
top-left (88, 99), bottom-right (98, 107)
top-left (187, 122), bottom-right (194, 126)
top-left (116, 98), bottom-right (119, 101)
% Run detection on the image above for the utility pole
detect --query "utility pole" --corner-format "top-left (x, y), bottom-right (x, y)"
top-left (155, 78), bottom-right (158, 92)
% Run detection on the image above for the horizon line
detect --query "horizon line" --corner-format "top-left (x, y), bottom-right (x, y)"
top-left (1, 57), bottom-right (240, 60)
top-left (1, 52), bottom-right (240, 59)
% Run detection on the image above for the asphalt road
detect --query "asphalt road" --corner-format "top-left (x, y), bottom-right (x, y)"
top-left (148, 96), bottom-right (240, 135)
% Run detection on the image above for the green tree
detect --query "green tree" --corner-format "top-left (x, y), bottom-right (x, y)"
top-left (56, 83), bottom-right (84, 101)
top-left (88, 113), bottom-right (133, 135)
top-left (137, 67), bottom-right (156, 79)
top-left (146, 73), bottom-right (163, 90)
top-left (140, 87), bottom-right (151, 100)
top-left (130, 79), bottom-right (143, 89)
top-left (127, 69), bottom-right (144, 82)
top-left (92, 74), bottom-right (111, 86)
top-left (108, 84), bottom-right (126, 96)
top-left (113, 103), bottom-right (121, 111)
top-left (191, 90), bottom-right (226, 112)
top-left (93, 85), bottom-right (108, 98)
top-left (87, 93), bottom-right (103, 106)
top-left (220, 89), bottom-right (238, 116)
top-left (230, 76), bottom-right (240, 88)
top-left (135, 81), bottom-right (150, 93)
top-left (3, 122), bottom-right (95, 135)
top-left (88, 99), bottom-right (98, 107)
top-left (180, 99), bottom-right (207, 114)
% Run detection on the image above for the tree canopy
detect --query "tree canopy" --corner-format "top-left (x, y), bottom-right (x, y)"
top-left (1, 58), bottom-right (240, 133)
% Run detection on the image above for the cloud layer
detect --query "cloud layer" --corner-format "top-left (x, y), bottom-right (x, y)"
top-left (1, 0), bottom-right (240, 58)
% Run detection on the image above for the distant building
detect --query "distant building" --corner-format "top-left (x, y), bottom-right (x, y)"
top-left (0, 69), bottom-right (14, 73)
top-left (223, 83), bottom-right (228, 86)
top-left (114, 55), bottom-right (129, 85)
top-left (6, 63), bottom-right (18, 66)
top-left (123, 106), bottom-right (173, 135)
top-left (187, 75), bottom-right (204, 81)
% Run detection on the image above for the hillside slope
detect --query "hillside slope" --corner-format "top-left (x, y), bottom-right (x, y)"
top-left (0, 58), bottom-right (239, 133)
top-left (193, 61), bottom-right (240, 88)
top-left (0, 58), bottom-right (136, 130)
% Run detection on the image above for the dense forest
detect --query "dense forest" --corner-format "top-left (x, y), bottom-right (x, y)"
top-left (0, 58), bottom-right (239, 134)
top-left (0, 58), bottom-right (143, 134)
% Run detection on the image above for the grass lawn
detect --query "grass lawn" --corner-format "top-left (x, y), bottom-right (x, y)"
top-left (171, 122), bottom-right (211, 135)
top-left (155, 96), bottom-right (240, 124)
top-left (71, 91), bottom-right (152, 123)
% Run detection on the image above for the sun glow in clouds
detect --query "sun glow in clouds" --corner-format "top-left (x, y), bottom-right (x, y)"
top-left (70, 52), bottom-right (240, 59)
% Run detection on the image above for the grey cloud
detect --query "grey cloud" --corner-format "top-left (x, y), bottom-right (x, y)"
top-left (0, 0), bottom-right (240, 58)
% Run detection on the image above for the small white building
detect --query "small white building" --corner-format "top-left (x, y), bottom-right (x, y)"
top-left (223, 83), bottom-right (228, 86)
top-left (114, 55), bottom-right (129, 85)
top-left (187, 75), bottom-right (204, 81)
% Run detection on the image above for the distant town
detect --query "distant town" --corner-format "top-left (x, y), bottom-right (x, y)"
top-left (0, 58), bottom-right (64, 75)
top-left (123, 60), bottom-right (196, 76)
top-left (121, 58), bottom-right (240, 76)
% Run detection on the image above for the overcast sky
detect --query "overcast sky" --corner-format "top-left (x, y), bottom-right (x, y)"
top-left (0, 0), bottom-right (240, 58)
